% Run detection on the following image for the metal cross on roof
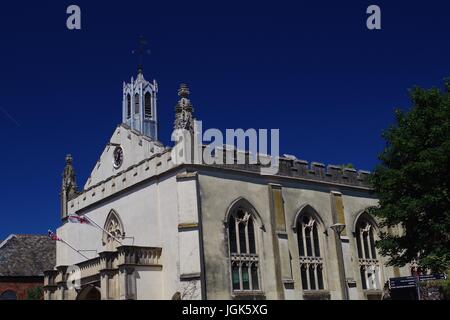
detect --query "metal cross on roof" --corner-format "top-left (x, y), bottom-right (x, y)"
top-left (132, 35), bottom-right (151, 74)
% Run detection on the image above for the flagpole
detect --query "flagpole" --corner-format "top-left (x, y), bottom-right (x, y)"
top-left (49, 229), bottom-right (90, 260)
top-left (60, 239), bottom-right (90, 260)
top-left (81, 215), bottom-right (123, 245)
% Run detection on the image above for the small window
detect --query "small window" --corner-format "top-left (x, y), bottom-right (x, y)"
top-left (144, 92), bottom-right (152, 118)
top-left (126, 94), bottom-right (131, 118)
top-left (134, 93), bottom-right (140, 114)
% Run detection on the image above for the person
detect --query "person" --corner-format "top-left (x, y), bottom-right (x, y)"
top-left (381, 281), bottom-right (392, 300)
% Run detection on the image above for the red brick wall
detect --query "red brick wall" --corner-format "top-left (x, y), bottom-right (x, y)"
top-left (0, 279), bottom-right (44, 300)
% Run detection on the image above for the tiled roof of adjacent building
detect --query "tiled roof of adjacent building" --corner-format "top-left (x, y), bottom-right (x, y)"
top-left (0, 234), bottom-right (56, 277)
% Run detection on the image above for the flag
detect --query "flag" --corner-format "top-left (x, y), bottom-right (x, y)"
top-left (48, 230), bottom-right (61, 241)
top-left (68, 214), bottom-right (90, 224)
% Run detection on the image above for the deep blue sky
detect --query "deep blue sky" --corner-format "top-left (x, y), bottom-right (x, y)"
top-left (0, 1), bottom-right (449, 240)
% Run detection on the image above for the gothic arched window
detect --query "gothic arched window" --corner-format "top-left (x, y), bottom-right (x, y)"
top-left (102, 210), bottom-right (125, 251)
top-left (296, 208), bottom-right (325, 291)
top-left (134, 93), bottom-right (140, 114)
top-left (228, 201), bottom-right (260, 292)
top-left (355, 214), bottom-right (380, 290)
top-left (144, 92), bottom-right (152, 118)
top-left (126, 94), bottom-right (131, 119)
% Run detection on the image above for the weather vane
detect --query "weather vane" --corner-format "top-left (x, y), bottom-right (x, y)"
top-left (132, 35), bottom-right (151, 74)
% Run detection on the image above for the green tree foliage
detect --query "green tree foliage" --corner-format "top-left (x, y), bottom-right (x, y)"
top-left (26, 286), bottom-right (43, 300)
top-left (441, 277), bottom-right (450, 299)
top-left (340, 163), bottom-right (355, 170)
top-left (369, 79), bottom-right (450, 273)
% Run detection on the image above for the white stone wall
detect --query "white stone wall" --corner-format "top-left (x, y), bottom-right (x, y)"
top-left (134, 266), bottom-right (163, 300)
top-left (55, 124), bottom-right (208, 300)
top-left (57, 181), bottom-right (161, 266)
top-left (83, 124), bottom-right (165, 189)
top-left (57, 170), bottom-right (196, 299)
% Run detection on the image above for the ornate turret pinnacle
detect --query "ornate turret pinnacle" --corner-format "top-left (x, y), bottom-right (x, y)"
top-left (122, 39), bottom-right (158, 140)
top-left (174, 83), bottom-right (195, 133)
top-left (60, 154), bottom-right (78, 219)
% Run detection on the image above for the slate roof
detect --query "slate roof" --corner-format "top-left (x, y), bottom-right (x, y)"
top-left (0, 234), bottom-right (56, 277)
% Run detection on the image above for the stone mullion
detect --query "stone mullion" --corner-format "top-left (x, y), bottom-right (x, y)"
top-left (310, 226), bottom-right (315, 258)
top-left (360, 231), bottom-right (367, 260)
top-left (306, 263), bottom-right (311, 290)
top-left (238, 261), bottom-right (243, 291)
top-left (370, 265), bottom-right (376, 289)
top-left (375, 265), bottom-right (381, 289)
top-left (364, 267), bottom-right (370, 290)
top-left (301, 225), bottom-right (307, 257)
top-left (371, 265), bottom-right (376, 289)
top-left (245, 218), bottom-right (250, 255)
top-left (313, 263), bottom-right (319, 290)
top-left (367, 229), bottom-right (373, 260)
top-left (235, 218), bottom-right (241, 254)
top-left (248, 263), bottom-right (253, 291)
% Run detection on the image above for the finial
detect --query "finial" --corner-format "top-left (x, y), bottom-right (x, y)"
top-left (174, 83), bottom-right (194, 133)
top-left (178, 83), bottom-right (190, 98)
top-left (61, 153), bottom-right (77, 219)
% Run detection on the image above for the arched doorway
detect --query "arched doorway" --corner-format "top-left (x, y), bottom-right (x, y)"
top-left (76, 285), bottom-right (101, 300)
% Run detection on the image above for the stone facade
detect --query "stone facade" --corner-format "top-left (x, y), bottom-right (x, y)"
top-left (45, 74), bottom-right (410, 300)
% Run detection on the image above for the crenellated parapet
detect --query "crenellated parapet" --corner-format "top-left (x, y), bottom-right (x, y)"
top-left (204, 146), bottom-right (372, 188)
top-left (275, 158), bottom-right (370, 188)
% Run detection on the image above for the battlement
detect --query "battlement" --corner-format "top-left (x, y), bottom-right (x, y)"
top-left (205, 146), bottom-right (371, 188)
top-left (67, 145), bottom-right (371, 215)
top-left (276, 157), bottom-right (370, 187)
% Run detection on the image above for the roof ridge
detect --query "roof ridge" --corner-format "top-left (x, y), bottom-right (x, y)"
top-left (0, 234), bottom-right (56, 277)
top-left (0, 234), bottom-right (16, 249)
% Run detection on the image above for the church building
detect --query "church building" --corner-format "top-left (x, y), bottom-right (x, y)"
top-left (44, 68), bottom-right (410, 300)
